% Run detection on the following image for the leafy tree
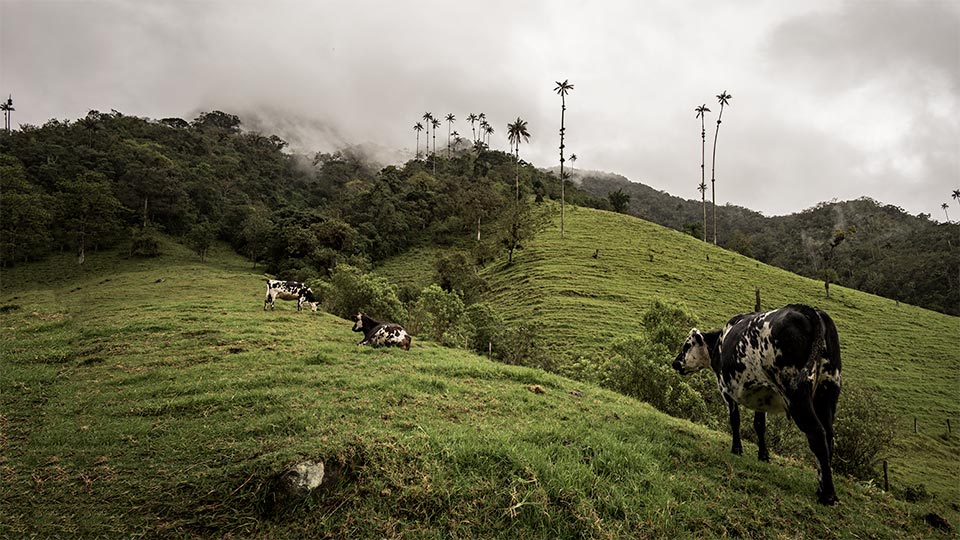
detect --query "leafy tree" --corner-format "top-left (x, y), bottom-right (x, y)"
top-left (506, 117), bottom-right (531, 201)
top-left (554, 79), bottom-right (574, 239)
top-left (57, 170), bottom-right (123, 265)
top-left (433, 250), bottom-right (487, 304)
top-left (191, 110), bottom-right (241, 133)
top-left (695, 104), bottom-right (711, 242)
top-left (0, 154), bottom-right (53, 265)
top-left (608, 188), bottom-right (630, 213)
top-left (241, 207), bottom-right (273, 268)
top-left (186, 219), bottom-right (217, 263)
top-left (709, 90), bottom-right (732, 244)
top-left (498, 199), bottom-right (554, 264)
top-left (323, 264), bottom-right (406, 323)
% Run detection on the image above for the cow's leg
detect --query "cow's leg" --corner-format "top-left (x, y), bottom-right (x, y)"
top-left (264, 293), bottom-right (274, 311)
top-left (753, 411), bottom-right (769, 462)
top-left (297, 296), bottom-right (303, 311)
top-left (724, 395), bottom-right (743, 456)
top-left (789, 394), bottom-right (838, 505)
top-left (814, 381), bottom-right (841, 462)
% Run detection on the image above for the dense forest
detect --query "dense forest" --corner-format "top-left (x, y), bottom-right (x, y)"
top-left (0, 110), bottom-right (608, 282)
top-left (578, 172), bottom-right (959, 315)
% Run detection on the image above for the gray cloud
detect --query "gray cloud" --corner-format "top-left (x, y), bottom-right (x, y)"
top-left (1, 0), bottom-right (956, 219)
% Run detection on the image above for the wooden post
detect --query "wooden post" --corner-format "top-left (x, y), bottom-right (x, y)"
top-left (914, 417), bottom-right (918, 433)
top-left (947, 419), bottom-right (951, 434)
top-left (488, 341), bottom-right (492, 359)
top-left (883, 460), bottom-right (889, 491)
top-left (755, 287), bottom-right (761, 312)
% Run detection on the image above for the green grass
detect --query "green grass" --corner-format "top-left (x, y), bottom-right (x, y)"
top-left (0, 234), bottom-right (957, 538)
top-left (384, 206), bottom-right (959, 508)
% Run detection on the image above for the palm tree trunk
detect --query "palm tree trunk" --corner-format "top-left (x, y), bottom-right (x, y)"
top-left (701, 121), bottom-right (707, 243)
top-left (710, 106), bottom-right (725, 245)
top-left (560, 95), bottom-right (566, 240)
top-left (515, 144), bottom-right (520, 201)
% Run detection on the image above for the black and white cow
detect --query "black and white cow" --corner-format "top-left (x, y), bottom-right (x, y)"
top-left (263, 280), bottom-right (318, 312)
top-left (352, 312), bottom-right (412, 350)
top-left (672, 303), bottom-right (842, 505)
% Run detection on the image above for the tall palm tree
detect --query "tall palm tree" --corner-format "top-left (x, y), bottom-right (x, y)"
top-left (445, 113), bottom-right (456, 156)
top-left (484, 124), bottom-right (494, 146)
top-left (467, 113), bottom-right (478, 142)
top-left (413, 122), bottom-right (424, 159)
top-left (695, 104), bottom-right (711, 242)
top-left (422, 112), bottom-right (433, 158)
top-left (507, 117), bottom-right (531, 201)
top-left (569, 153), bottom-right (577, 165)
top-left (942, 202), bottom-right (950, 222)
top-left (953, 189), bottom-right (960, 209)
top-left (431, 118), bottom-right (441, 173)
top-left (555, 79), bottom-right (574, 239)
top-left (709, 91), bottom-right (732, 245)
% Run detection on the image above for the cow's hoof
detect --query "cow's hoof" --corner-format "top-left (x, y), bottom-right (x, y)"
top-left (816, 491), bottom-right (839, 506)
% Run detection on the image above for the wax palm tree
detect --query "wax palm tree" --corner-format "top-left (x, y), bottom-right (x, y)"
top-left (445, 113), bottom-right (456, 156)
top-left (942, 203), bottom-right (950, 222)
top-left (555, 79), bottom-right (574, 239)
top-left (413, 122), bottom-right (424, 159)
top-left (467, 113), bottom-right (478, 142)
top-left (696, 104), bottom-right (711, 242)
top-left (709, 91), bottom-right (731, 245)
top-left (431, 118), bottom-right (441, 173)
top-left (422, 112), bottom-right (434, 157)
top-left (484, 124), bottom-right (494, 146)
top-left (452, 132), bottom-right (464, 151)
top-left (953, 189), bottom-right (960, 209)
top-left (569, 153), bottom-right (577, 165)
top-left (507, 117), bottom-right (531, 201)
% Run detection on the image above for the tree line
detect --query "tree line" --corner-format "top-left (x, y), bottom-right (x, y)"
top-left (0, 109), bottom-right (618, 280)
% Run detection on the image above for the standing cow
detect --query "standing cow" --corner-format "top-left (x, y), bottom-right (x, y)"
top-left (672, 304), bottom-right (842, 505)
top-left (352, 312), bottom-right (412, 350)
top-left (263, 280), bottom-right (318, 312)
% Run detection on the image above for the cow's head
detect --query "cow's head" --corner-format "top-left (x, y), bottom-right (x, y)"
top-left (352, 312), bottom-right (365, 332)
top-left (308, 302), bottom-right (319, 312)
top-left (672, 328), bottom-right (712, 375)
top-left (303, 288), bottom-right (319, 304)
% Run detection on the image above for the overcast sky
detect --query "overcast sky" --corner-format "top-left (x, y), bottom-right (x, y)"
top-left (2, 0), bottom-right (958, 219)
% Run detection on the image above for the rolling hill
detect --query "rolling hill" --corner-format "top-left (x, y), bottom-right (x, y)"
top-left (1, 209), bottom-right (957, 538)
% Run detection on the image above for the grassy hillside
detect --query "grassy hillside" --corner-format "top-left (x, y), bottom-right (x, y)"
top-left (1, 241), bottom-right (955, 538)
top-left (464, 206), bottom-right (958, 505)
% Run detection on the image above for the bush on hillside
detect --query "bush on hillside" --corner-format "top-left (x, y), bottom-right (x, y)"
top-left (463, 303), bottom-right (506, 356)
top-left (832, 382), bottom-right (897, 478)
top-left (597, 334), bottom-right (714, 425)
top-left (322, 264), bottom-right (406, 324)
top-left (130, 226), bottom-right (162, 258)
top-left (434, 251), bottom-right (487, 305)
top-left (408, 284), bottom-right (466, 345)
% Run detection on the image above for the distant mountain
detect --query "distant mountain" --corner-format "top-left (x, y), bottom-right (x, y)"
top-left (573, 170), bottom-right (959, 316)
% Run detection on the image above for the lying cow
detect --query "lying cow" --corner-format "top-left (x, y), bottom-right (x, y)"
top-left (352, 312), bottom-right (412, 350)
top-left (672, 303), bottom-right (842, 505)
top-left (263, 280), bottom-right (318, 312)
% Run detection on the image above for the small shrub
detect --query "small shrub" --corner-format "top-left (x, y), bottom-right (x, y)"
top-left (896, 483), bottom-right (931, 503)
top-left (832, 382), bottom-right (897, 478)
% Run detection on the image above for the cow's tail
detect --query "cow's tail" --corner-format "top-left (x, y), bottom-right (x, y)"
top-left (818, 309), bottom-right (842, 377)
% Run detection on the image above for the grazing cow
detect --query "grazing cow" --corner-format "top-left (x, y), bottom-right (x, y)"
top-left (352, 312), bottom-right (412, 350)
top-left (263, 280), bottom-right (318, 312)
top-left (672, 304), bottom-right (842, 505)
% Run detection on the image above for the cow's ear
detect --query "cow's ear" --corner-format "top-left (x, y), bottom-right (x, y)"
top-left (691, 329), bottom-right (704, 345)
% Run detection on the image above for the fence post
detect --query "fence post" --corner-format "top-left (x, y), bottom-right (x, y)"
top-left (948, 419), bottom-right (952, 434)
top-left (914, 417), bottom-right (918, 433)
top-left (755, 287), bottom-right (761, 312)
top-left (883, 460), bottom-right (889, 492)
